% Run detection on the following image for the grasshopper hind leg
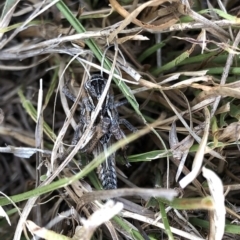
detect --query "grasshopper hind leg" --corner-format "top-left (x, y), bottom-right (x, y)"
top-left (98, 155), bottom-right (117, 190)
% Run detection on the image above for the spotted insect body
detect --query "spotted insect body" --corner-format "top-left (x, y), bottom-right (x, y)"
top-left (63, 74), bottom-right (136, 189)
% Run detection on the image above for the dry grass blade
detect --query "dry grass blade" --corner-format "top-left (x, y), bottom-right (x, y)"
top-left (78, 188), bottom-right (178, 208)
top-left (202, 167), bottom-right (225, 240)
top-left (26, 200), bottom-right (123, 240)
top-left (179, 108), bottom-right (210, 189)
top-left (26, 220), bottom-right (72, 240)
top-left (0, 206), bottom-right (11, 226)
top-left (181, 0), bottom-right (229, 38)
top-left (109, 0), bottom-right (180, 42)
top-left (76, 201), bottom-right (123, 239)
top-left (211, 30), bottom-right (240, 116)
top-left (121, 211), bottom-right (205, 240)
top-left (0, 0), bottom-right (60, 49)
top-left (0, 0), bottom-right (20, 39)
top-left (0, 146), bottom-right (51, 158)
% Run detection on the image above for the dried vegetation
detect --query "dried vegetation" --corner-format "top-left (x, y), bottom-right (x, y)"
top-left (1, 0), bottom-right (240, 239)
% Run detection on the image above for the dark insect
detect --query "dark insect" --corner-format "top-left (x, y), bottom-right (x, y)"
top-left (63, 74), bottom-right (137, 189)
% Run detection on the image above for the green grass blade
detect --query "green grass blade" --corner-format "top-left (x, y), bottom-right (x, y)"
top-left (190, 217), bottom-right (240, 234)
top-left (159, 201), bottom-right (174, 240)
top-left (53, 0), bottom-right (144, 121)
top-left (152, 51), bottom-right (191, 76)
top-left (18, 88), bottom-right (56, 141)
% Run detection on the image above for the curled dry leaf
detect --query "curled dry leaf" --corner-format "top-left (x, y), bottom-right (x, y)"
top-left (0, 206), bottom-right (11, 226)
top-left (117, 34), bottom-right (149, 44)
top-left (202, 167), bottom-right (225, 240)
top-left (169, 122), bottom-right (204, 158)
top-left (26, 220), bottom-right (72, 240)
top-left (169, 121), bottom-right (181, 160)
top-left (0, 146), bottom-right (51, 158)
top-left (26, 201), bottom-right (123, 240)
top-left (191, 81), bottom-right (240, 103)
top-left (73, 200), bottom-right (123, 240)
top-left (217, 122), bottom-right (240, 142)
top-left (170, 121), bottom-right (201, 182)
top-left (108, 0), bottom-right (181, 42)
